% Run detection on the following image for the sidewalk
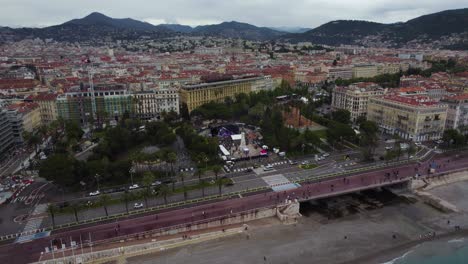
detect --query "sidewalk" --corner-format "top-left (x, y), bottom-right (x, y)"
top-left (37, 223), bottom-right (246, 263)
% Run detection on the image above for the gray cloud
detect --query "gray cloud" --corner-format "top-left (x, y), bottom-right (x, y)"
top-left (0, 0), bottom-right (466, 28)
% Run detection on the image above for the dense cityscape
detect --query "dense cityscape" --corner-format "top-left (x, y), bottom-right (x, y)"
top-left (0, 3), bottom-right (468, 264)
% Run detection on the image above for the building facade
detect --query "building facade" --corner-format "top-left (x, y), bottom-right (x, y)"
top-left (180, 76), bottom-right (269, 112)
top-left (0, 108), bottom-right (14, 158)
top-left (352, 65), bottom-right (378, 78)
top-left (441, 94), bottom-right (468, 134)
top-left (132, 88), bottom-right (180, 121)
top-left (26, 93), bottom-right (58, 125)
top-left (328, 67), bottom-right (353, 80)
top-left (57, 87), bottom-right (133, 123)
top-left (331, 82), bottom-right (386, 122)
top-left (5, 102), bottom-right (41, 144)
top-left (367, 95), bottom-right (448, 142)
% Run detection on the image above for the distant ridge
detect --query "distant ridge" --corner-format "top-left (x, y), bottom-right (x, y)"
top-left (281, 8), bottom-right (468, 49)
top-left (0, 9), bottom-right (467, 49)
top-left (192, 21), bottom-right (285, 41)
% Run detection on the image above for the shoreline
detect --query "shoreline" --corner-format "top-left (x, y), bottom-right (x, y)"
top-left (125, 175), bottom-right (468, 264)
top-left (342, 225), bottom-right (468, 264)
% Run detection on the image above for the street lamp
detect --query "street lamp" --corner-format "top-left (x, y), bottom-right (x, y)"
top-left (129, 167), bottom-right (135, 185)
top-left (94, 174), bottom-right (100, 191)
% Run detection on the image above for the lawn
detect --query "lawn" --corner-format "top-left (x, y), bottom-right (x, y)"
top-left (299, 164), bottom-right (318, 170)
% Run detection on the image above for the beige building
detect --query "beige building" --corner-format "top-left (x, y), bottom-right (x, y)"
top-left (132, 88), bottom-right (180, 121)
top-left (352, 65), bottom-right (378, 78)
top-left (377, 63), bottom-right (401, 75)
top-left (331, 82), bottom-right (386, 122)
top-left (367, 95), bottom-right (448, 142)
top-left (26, 93), bottom-right (58, 125)
top-left (180, 76), bottom-right (271, 112)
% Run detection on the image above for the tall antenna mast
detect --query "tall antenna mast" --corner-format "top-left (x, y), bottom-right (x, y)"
top-left (88, 65), bottom-right (97, 122)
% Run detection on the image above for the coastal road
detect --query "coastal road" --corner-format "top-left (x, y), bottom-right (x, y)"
top-left (1, 151), bottom-right (468, 264)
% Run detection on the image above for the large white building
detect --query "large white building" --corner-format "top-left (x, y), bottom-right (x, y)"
top-left (441, 94), bottom-right (468, 134)
top-left (367, 95), bottom-right (448, 142)
top-left (132, 88), bottom-right (180, 121)
top-left (331, 82), bottom-right (386, 122)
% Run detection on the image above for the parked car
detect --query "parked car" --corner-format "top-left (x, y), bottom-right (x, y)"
top-left (288, 160), bottom-right (298, 165)
top-left (133, 203), bottom-right (144, 209)
top-left (89, 190), bottom-right (100, 196)
top-left (322, 153), bottom-right (330, 157)
top-left (385, 146), bottom-right (393, 150)
top-left (151, 181), bottom-right (162, 186)
top-left (263, 164), bottom-right (274, 171)
top-left (301, 160), bottom-right (309, 165)
top-left (415, 142), bottom-right (422, 146)
top-left (129, 184), bottom-right (140, 190)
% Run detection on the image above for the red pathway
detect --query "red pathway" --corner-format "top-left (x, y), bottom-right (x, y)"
top-left (1, 152), bottom-right (468, 264)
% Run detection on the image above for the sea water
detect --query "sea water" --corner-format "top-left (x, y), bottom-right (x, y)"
top-left (383, 237), bottom-right (468, 264)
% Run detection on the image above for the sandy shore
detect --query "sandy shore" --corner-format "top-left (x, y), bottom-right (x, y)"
top-left (125, 177), bottom-right (468, 264)
top-left (343, 229), bottom-right (468, 264)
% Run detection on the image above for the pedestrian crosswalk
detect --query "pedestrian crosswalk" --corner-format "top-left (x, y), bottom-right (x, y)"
top-left (15, 203), bottom-right (48, 243)
top-left (262, 174), bottom-right (300, 192)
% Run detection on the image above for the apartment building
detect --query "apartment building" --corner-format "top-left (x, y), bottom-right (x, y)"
top-left (352, 65), bottom-right (378, 78)
top-left (0, 108), bottom-right (14, 158)
top-left (441, 94), bottom-right (468, 134)
top-left (367, 95), bottom-right (448, 142)
top-left (57, 86), bottom-right (132, 123)
top-left (331, 82), bottom-right (386, 122)
top-left (328, 67), bottom-right (353, 80)
top-left (180, 76), bottom-right (270, 112)
top-left (26, 93), bottom-right (58, 125)
top-left (132, 88), bottom-right (180, 121)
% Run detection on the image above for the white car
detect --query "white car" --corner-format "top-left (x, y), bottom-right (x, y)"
top-left (263, 165), bottom-right (274, 171)
top-left (415, 142), bottom-right (422, 146)
top-left (322, 153), bottom-right (330, 157)
top-left (129, 184), bottom-right (140, 190)
top-left (301, 160), bottom-right (310, 165)
top-left (151, 181), bottom-right (162, 186)
top-left (385, 146), bottom-right (393, 150)
top-left (133, 203), bottom-right (144, 209)
top-left (89, 190), bottom-right (100, 196)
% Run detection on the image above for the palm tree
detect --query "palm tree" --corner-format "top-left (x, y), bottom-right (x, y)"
top-left (99, 194), bottom-right (111, 217)
top-left (142, 172), bottom-right (155, 191)
top-left (199, 152), bottom-right (208, 169)
top-left (196, 169), bottom-right (204, 184)
top-left (166, 152), bottom-right (177, 176)
top-left (212, 165), bottom-right (222, 180)
top-left (200, 178), bottom-right (206, 197)
top-left (140, 188), bottom-right (152, 208)
top-left (70, 203), bottom-right (80, 223)
top-left (159, 184), bottom-right (171, 204)
top-left (183, 185), bottom-right (188, 200)
top-left (216, 178), bottom-right (224, 196)
top-left (180, 172), bottom-right (186, 186)
top-left (47, 204), bottom-right (57, 228)
top-left (122, 191), bottom-right (132, 214)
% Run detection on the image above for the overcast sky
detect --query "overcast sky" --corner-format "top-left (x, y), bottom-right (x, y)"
top-left (0, 0), bottom-right (466, 28)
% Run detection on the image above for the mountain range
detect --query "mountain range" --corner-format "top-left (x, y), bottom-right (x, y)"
top-left (281, 8), bottom-right (468, 49)
top-left (0, 8), bottom-right (467, 49)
